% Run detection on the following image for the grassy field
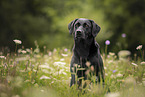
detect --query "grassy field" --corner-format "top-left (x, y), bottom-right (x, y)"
top-left (0, 41), bottom-right (145, 97)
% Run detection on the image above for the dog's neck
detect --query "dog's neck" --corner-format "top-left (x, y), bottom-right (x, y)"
top-left (73, 38), bottom-right (98, 58)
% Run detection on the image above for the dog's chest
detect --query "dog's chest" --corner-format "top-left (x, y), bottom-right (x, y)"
top-left (74, 40), bottom-right (92, 58)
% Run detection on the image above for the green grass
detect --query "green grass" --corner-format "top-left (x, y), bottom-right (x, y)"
top-left (0, 44), bottom-right (145, 97)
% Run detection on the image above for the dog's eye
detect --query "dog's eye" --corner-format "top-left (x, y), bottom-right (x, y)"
top-left (84, 23), bottom-right (89, 28)
top-left (85, 25), bottom-right (89, 28)
top-left (75, 23), bottom-right (80, 28)
top-left (75, 24), bottom-right (78, 27)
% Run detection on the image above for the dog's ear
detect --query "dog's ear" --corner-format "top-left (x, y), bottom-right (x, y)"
top-left (90, 20), bottom-right (101, 37)
top-left (68, 19), bottom-right (78, 35)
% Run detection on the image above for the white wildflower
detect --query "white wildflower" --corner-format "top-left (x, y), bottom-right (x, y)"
top-left (51, 81), bottom-right (54, 84)
top-left (53, 49), bottom-right (57, 52)
top-left (53, 78), bottom-right (57, 80)
top-left (105, 73), bottom-right (108, 76)
top-left (136, 45), bottom-right (142, 50)
top-left (15, 57), bottom-right (28, 61)
top-left (108, 60), bottom-right (113, 64)
top-left (26, 48), bottom-right (31, 53)
top-left (105, 92), bottom-right (120, 97)
top-left (49, 52), bottom-right (52, 56)
top-left (116, 73), bottom-right (123, 77)
top-left (61, 53), bottom-right (68, 57)
top-left (110, 75), bottom-right (116, 78)
top-left (42, 69), bottom-right (49, 73)
top-left (21, 50), bottom-right (27, 54)
top-left (39, 65), bottom-right (50, 69)
top-left (109, 52), bottom-right (115, 56)
top-left (91, 66), bottom-right (94, 71)
top-left (141, 61), bottom-right (145, 65)
top-left (54, 72), bottom-right (59, 76)
top-left (132, 63), bottom-right (138, 66)
top-left (58, 69), bottom-right (64, 74)
top-left (60, 58), bottom-right (65, 61)
top-left (85, 70), bottom-right (90, 75)
top-left (13, 39), bottom-right (22, 44)
top-left (18, 49), bottom-right (22, 53)
top-left (64, 48), bottom-right (68, 52)
top-left (104, 66), bottom-right (107, 70)
top-left (118, 50), bottom-right (131, 58)
top-left (34, 48), bottom-right (40, 53)
top-left (86, 61), bottom-right (91, 67)
top-left (62, 72), bottom-right (67, 75)
top-left (40, 75), bottom-right (51, 80)
top-left (0, 56), bottom-right (5, 59)
top-left (40, 90), bottom-right (44, 92)
top-left (54, 61), bottom-right (66, 67)
top-left (12, 95), bottom-right (20, 97)
top-left (24, 80), bottom-right (30, 83)
top-left (33, 69), bottom-right (37, 72)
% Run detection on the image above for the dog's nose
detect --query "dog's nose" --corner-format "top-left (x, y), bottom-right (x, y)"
top-left (77, 31), bottom-right (82, 36)
top-left (75, 30), bottom-right (85, 39)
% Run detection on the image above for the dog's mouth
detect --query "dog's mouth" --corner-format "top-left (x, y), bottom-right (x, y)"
top-left (75, 36), bottom-right (85, 40)
top-left (75, 36), bottom-right (82, 39)
top-left (75, 31), bottom-right (86, 40)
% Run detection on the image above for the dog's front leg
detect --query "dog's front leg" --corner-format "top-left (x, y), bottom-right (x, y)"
top-left (70, 74), bottom-right (75, 86)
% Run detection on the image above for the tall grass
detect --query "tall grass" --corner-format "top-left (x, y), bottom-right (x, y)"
top-left (0, 41), bottom-right (145, 97)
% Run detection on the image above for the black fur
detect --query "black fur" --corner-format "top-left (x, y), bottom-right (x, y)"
top-left (68, 18), bottom-right (104, 87)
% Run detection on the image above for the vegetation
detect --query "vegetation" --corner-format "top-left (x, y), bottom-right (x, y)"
top-left (0, 40), bottom-right (145, 97)
top-left (0, 0), bottom-right (145, 54)
top-left (96, 0), bottom-right (145, 53)
top-left (0, 0), bottom-right (145, 96)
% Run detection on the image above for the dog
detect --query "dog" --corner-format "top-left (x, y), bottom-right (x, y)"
top-left (68, 18), bottom-right (104, 87)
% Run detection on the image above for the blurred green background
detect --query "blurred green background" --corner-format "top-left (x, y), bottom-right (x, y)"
top-left (0, 0), bottom-right (145, 54)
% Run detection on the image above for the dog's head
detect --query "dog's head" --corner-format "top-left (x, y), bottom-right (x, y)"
top-left (68, 18), bottom-right (101, 40)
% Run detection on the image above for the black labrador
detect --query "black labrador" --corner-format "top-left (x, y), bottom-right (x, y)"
top-left (68, 18), bottom-right (104, 87)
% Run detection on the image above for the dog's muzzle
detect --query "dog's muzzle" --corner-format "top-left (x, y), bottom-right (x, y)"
top-left (75, 29), bottom-right (85, 39)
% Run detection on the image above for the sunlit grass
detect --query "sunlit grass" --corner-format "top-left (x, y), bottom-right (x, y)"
top-left (0, 41), bottom-right (145, 97)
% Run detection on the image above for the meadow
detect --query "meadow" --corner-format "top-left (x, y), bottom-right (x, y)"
top-left (0, 40), bottom-right (145, 97)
